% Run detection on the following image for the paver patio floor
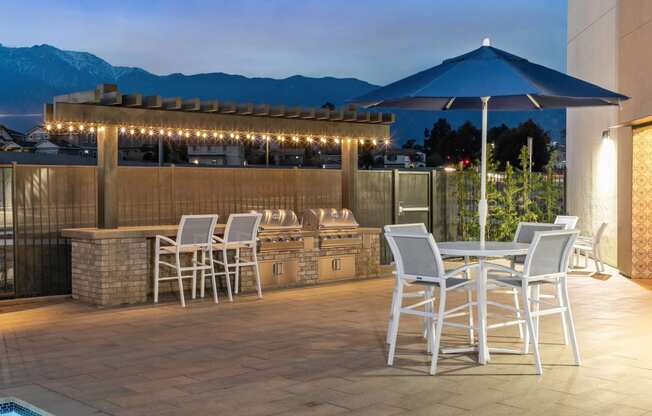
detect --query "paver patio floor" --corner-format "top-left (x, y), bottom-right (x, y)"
top-left (0, 265), bottom-right (652, 416)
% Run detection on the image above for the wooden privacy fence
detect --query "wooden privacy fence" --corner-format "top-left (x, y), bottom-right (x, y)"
top-left (0, 164), bottom-right (564, 299)
top-left (3, 165), bottom-right (341, 298)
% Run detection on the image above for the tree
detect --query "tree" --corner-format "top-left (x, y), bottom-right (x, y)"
top-left (321, 102), bottom-right (336, 111)
top-left (493, 119), bottom-right (551, 171)
top-left (426, 118), bottom-right (453, 166)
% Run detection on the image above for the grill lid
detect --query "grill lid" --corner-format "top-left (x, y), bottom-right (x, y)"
top-left (251, 209), bottom-right (301, 230)
top-left (302, 208), bottom-right (359, 230)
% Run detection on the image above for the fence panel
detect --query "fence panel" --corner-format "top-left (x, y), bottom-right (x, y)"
top-left (13, 165), bottom-right (96, 297)
top-left (356, 170), bottom-right (393, 263)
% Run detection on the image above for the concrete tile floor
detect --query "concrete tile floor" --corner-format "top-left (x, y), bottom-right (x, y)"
top-left (0, 265), bottom-right (651, 415)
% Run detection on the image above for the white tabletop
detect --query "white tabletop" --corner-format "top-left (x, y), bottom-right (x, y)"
top-left (438, 241), bottom-right (529, 257)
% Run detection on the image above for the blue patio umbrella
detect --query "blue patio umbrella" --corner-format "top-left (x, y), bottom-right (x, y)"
top-left (350, 38), bottom-right (628, 244)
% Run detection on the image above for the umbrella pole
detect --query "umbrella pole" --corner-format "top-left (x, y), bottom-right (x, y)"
top-left (479, 96), bottom-right (490, 246)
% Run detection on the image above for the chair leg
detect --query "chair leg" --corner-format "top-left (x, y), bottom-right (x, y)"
top-left (387, 284), bottom-right (403, 366)
top-left (223, 249), bottom-right (233, 302)
top-left (532, 285), bottom-right (540, 342)
top-left (387, 281), bottom-right (398, 345)
top-left (209, 250), bottom-right (218, 304)
top-left (200, 250), bottom-right (206, 299)
top-left (425, 287), bottom-right (433, 354)
top-left (252, 248), bottom-right (262, 299)
top-left (176, 255), bottom-right (186, 308)
top-left (191, 251), bottom-right (197, 300)
top-left (523, 286), bottom-right (531, 354)
top-left (557, 282), bottom-right (569, 345)
top-left (430, 285), bottom-right (446, 375)
top-left (154, 249), bottom-right (160, 304)
top-left (234, 248), bottom-right (241, 294)
top-left (561, 276), bottom-right (581, 365)
top-left (521, 283), bottom-right (542, 374)
top-left (512, 287), bottom-right (524, 339)
top-left (466, 286), bottom-right (474, 343)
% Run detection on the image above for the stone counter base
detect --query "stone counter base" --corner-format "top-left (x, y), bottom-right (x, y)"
top-left (70, 231), bottom-right (381, 307)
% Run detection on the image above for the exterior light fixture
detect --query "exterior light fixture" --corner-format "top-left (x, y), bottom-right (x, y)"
top-left (602, 129), bottom-right (611, 140)
top-left (120, 127), bottom-right (126, 134)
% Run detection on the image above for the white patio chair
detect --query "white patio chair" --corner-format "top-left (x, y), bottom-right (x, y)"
top-left (383, 223), bottom-right (475, 346)
top-left (573, 222), bottom-right (607, 273)
top-left (154, 214), bottom-right (219, 307)
top-left (508, 222), bottom-right (566, 339)
top-left (385, 231), bottom-right (476, 375)
top-left (554, 215), bottom-right (579, 230)
top-left (212, 213), bottom-right (263, 299)
top-left (486, 229), bottom-right (580, 375)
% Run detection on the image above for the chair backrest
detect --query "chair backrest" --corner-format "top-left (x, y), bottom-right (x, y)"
top-left (514, 222), bottom-right (566, 244)
top-left (224, 213), bottom-right (262, 244)
top-left (384, 223), bottom-right (428, 235)
top-left (554, 215), bottom-right (579, 230)
top-left (523, 230), bottom-right (578, 278)
top-left (384, 232), bottom-right (445, 279)
top-left (594, 222), bottom-right (608, 245)
top-left (177, 215), bottom-right (219, 247)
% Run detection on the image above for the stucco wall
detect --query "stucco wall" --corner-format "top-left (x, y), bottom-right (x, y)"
top-left (567, 0), bottom-right (619, 265)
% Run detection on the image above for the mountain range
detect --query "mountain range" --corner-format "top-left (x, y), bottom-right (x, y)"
top-left (0, 43), bottom-right (565, 143)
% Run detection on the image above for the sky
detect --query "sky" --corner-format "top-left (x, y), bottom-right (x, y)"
top-left (0, 0), bottom-right (567, 85)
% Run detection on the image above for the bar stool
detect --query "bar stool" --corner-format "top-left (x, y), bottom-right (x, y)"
top-left (154, 215), bottom-right (219, 307)
top-left (211, 213), bottom-right (263, 299)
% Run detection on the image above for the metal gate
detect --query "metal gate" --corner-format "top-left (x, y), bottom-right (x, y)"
top-left (393, 170), bottom-right (431, 229)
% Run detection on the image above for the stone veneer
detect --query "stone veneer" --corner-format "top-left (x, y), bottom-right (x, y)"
top-left (66, 227), bottom-right (381, 306)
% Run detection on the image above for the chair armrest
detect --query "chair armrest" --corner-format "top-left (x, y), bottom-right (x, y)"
top-left (484, 262), bottom-right (522, 277)
top-left (156, 235), bottom-right (177, 246)
top-left (443, 263), bottom-right (478, 279)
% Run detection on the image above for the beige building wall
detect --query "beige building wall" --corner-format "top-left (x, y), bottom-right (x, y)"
top-left (568, 0), bottom-right (652, 277)
top-left (567, 0), bottom-right (619, 266)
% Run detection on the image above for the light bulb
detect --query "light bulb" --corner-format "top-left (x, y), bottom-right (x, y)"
top-left (213, 132), bottom-right (218, 138)
top-left (89, 126), bottom-right (95, 133)
top-left (159, 129), bottom-right (165, 135)
top-left (120, 127), bottom-right (126, 134)
top-left (129, 129), bottom-right (134, 135)
top-left (372, 139), bottom-right (377, 146)
top-left (359, 139), bottom-right (364, 145)
top-left (79, 124), bottom-right (85, 131)
top-left (56, 123), bottom-right (62, 130)
top-left (178, 130), bottom-right (183, 136)
top-left (67, 125), bottom-right (74, 132)
top-left (140, 128), bottom-right (146, 134)
top-left (219, 133), bottom-right (224, 139)
top-left (46, 124), bottom-right (52, 131)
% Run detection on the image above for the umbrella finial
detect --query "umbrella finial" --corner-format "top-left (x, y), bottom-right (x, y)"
top-left (482, 38), bottom-right (491, 47)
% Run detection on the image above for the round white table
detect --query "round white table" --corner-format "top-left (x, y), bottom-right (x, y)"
top-left (438, 241), bottom-right (530, 364)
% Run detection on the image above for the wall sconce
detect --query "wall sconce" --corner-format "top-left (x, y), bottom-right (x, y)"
top-left (602, 129), bottom-right (611, 140)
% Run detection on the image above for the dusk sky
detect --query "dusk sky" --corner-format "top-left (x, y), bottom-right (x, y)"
top-left (0, 0), bottom-right (567, 85)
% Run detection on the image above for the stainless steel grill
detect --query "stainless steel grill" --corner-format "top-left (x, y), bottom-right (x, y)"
top-left (251, 209), bottom-right (303, 252)
top-left (302, 208), bottom-right (361, 281)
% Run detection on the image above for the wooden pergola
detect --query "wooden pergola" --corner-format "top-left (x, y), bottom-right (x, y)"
top-left (45, 84), bottom-right (394, 229)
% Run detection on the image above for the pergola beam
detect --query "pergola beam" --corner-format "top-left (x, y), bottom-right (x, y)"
top-left (45, 84), bottom-right (393, 229)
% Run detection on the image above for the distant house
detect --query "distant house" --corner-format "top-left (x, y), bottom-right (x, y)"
top-left (15, 139), bottom-right (60, 155)
top-left (384, 149), bottom-right (426, 168)
top-left (25, 126), bottom-right (49, 143)
top-left (0, 125), bottom-right (25, 151)
top-left (271, 148), bottom-right (304, 166)
top-left (187, 143), bottom-right (244, 166)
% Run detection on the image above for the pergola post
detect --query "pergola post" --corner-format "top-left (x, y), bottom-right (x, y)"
top-left (97, 125), bottom-right (119, 229)
top-left (341, 139), bottom-right (358, 212)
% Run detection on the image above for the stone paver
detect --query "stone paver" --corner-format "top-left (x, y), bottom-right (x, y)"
top-left (0, 265), bottom-right (651, 415)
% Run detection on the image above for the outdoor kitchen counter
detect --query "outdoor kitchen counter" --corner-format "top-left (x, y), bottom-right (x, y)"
top-left (61, 225), bottom-right (381, 307)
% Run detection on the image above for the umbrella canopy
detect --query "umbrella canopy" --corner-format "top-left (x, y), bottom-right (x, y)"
top-left (350, 39), bottom-right (628, 245)
top-left (351, 39), bottom-right (628, 111)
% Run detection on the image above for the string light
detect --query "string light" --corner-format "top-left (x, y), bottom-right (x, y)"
top-left (44, 122), bottom-right (389, 148)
